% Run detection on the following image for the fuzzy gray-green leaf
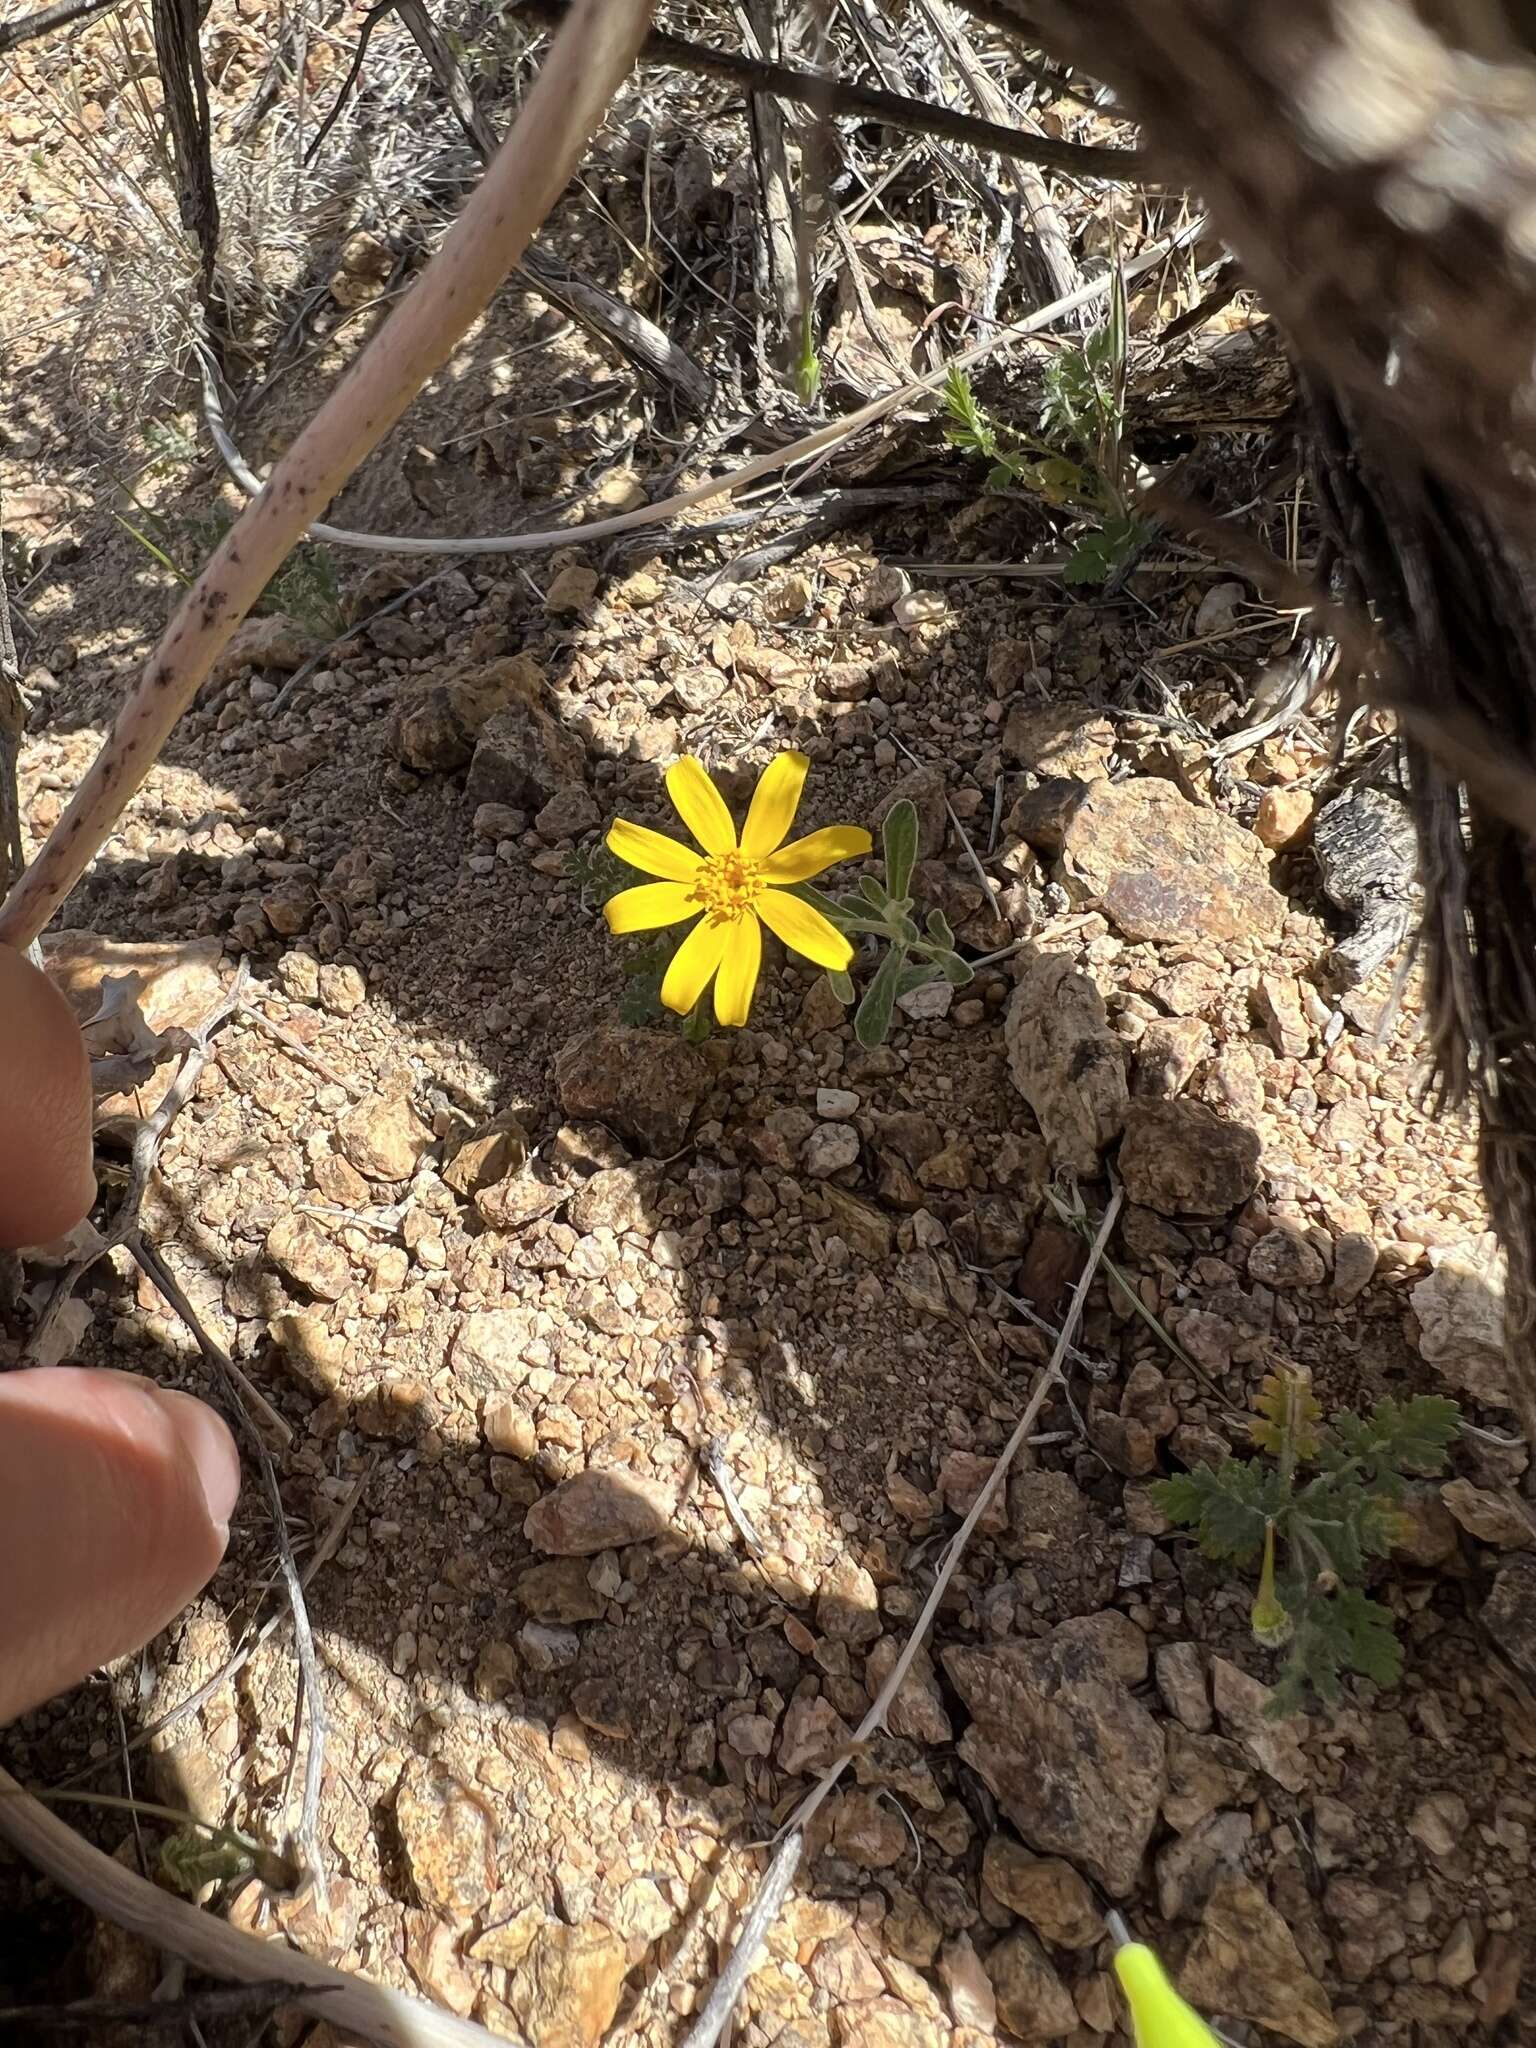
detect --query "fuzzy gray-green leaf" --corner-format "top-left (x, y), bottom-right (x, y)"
top-left (855, 946), bottom-right (905, 1049)
top-left (881, 798), bottom-right (919, 902)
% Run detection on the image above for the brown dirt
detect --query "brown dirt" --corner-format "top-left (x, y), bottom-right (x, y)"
top-left (1, 6), bottom-right (1531, 2047)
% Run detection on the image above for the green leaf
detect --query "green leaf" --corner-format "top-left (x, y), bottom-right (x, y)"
top-left (827, 969), bottom-right (855, 1005)
top-left (1151, 1459), bottom-right (1284, 1565)
top-left (896, 961), bottom-right (942, 997)
top-left (1250, 1368), bottom-right (1323, 1460)
top-left (859, 874), bottom-right (890, 911)
top-left (882, 799), bottom-right (919, 902)
top-left (1270, 1586), bottom-right (1403, 1714)
top-left (617, 935), bottom-right (672, 1026)
top-left (160, 1827), bottom-right (257, 1896)
top-left (1331, 1395), bottom-right (1460, 1479)
top-left (855, 946), bottom-right (905, 1049)
top-left (1334, 1586), bottom-right (1403, 1686)
top-left (924, 907), bottom-right (955, 947)
top-left (1061, 511), bottom-right (1148, 587)
top-left (942, 364), bottom-right (996, 458)
top-left (937, 949), bottom-right (975, 988)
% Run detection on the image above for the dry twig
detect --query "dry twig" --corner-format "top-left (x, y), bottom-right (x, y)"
top-left (517, 0), bottom-right (1144, 179)
top-left (0, 0), bottom-right (655, 951)
top-left (681, 1188), bottom-right (1124, 2048)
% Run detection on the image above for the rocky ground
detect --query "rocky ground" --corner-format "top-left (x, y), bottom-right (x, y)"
top-left (3, 5), bottom-right (1535, 2046)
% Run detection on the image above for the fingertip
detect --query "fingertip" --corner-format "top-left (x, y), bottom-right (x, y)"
top-left (0, 944), bottom-right (96, 1248)
top-left (154, 1387), bottom-right (241, 1539)
top-left (0, 1370), bottom-right (241, 1723)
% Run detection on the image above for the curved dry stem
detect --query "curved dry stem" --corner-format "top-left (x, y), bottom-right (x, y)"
top-left (0, 1761), bottom-right (519, 2046)
top-left (0, 0), bottom-right (654, 950)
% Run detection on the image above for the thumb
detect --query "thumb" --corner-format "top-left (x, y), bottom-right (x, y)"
top-left (0, 1368), bottom-right (240, 1723)
top-left (0, 942), bottom-right (96, 1249)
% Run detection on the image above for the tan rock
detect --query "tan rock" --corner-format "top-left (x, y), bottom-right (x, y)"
top-left (946, 1619), bottom-right (1164, 1896)
top-left (983, 1928), bottom-right (1077, 2041)
top-left (1063, 777), bottom-right (1285, 948)
top-left (444, 1113), bottom-right (529, 1196)
top-left (1119, 1099), bottom-right (1261, 1218)
top-left (265, 1215), bottom-right (351, 1302)
top-left (1181, 1877), bottom-right (1337, 2047)
top-left (981, 1837), bottom-right (1101, 1947)
top-left (1412, 1237), bottom-right (1512, 1406)
top-left (268, 1310), bottom-right (348, 1395)
top-left (523, 1468), bottom-right (673, 1555)
top-left (451, 1308), bottom-right (535, 1393)
top-left (45, 931), bottom-right (225, 1050)
top-left (555, 1026), bottom-right (709, 1158)
top-left (1255, 786), bottom-right (1315, 849)
top-left (1254, 973), bottom-right (1311, 1057)
top-left (337, 1093), bottom-right (434, 1181)
top-left (505, 1920), bottom-right (627, 2048)
top-left (1210, 1658), bottom-right (1308, 1792)
top-left (1005, 953), bottom-right (1129, 1176)
top-left (832, 1997), bottom-right (942, 2048)
top-left (395, 1759), bottom-right (496, 1921)
top-left (779, 1694), bottom-right (850, 1776)
top-left (1441, 1477), bottom-right (1534, 1548)
top-left (1001, 697), bottom-right (1115, 780)
top-left (816, 1556), bottom-right (881, 1643)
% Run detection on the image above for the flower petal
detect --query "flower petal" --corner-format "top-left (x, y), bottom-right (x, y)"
top-left (666, 758), bottom-right (737, 856)
top-left (607, 818), bottom-right (703, 882)
top-left (714, 914), bottom-right (761, 1028)
top-left (759, 825), bottom-right (873, 884)
top-left (604, 881), bottom-right (700, 935)
top-left (757, 887), bottom-right (854, 971)
top-left (740, 751), bottom-right (809, 858)
top-left (660, 914), bottom-right (730, 1015)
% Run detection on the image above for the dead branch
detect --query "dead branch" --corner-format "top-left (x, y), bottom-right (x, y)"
top-left (0, 500), bottom-right (25, 904)
top-left (306, 0), bottom-right (712, 408)
top-left (197, 226), bottom-right (1203, 558)
top-left (0, 0), bottom-right (120, 53)
top-left (516, 0), bottom-right (1144, 179)
top-left (0, 0), bottom-right (655, 951)
top-left (392, 0), bottom-right (712, 408)
top-left (739, 0), bottom-right (805, 377)
top-left (150, 0), bottom-right (223, 312)
top-left (130, 1234), bottom-right (331, 1895)
top-left (0, 1980), bottom-right (325, 2032)
top-left (684, 1188), bottom-right (1124, 2048)
top-left (0, 1756), bottom-right (526, 2048)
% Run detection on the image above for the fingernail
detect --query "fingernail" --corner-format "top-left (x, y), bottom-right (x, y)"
top-left (155, 1389), bottom-right (241, 1538)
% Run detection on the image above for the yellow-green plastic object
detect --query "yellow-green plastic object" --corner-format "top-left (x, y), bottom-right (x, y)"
top-left (1112, 1936), bottom-right (1223, 2048)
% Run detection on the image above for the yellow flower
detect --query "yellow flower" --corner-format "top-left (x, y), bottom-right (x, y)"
top-left (604, 752), bottom-right (871, 1027)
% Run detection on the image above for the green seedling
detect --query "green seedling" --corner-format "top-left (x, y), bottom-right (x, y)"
top-left (943, 260), bottom-right (1149, 584)
top-left (1154, 1368), bottom-right (1460, 1715)
top-left (796, 798), bottom-right (974, 1047)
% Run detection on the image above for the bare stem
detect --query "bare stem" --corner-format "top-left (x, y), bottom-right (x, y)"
top-left (0, 0), bottom-right (654, 951)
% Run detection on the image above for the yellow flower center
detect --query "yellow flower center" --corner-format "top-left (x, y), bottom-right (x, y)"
top-left (690, 850), bottom-right (764, 923)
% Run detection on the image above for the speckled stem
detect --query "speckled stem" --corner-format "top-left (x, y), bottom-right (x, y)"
top-left (0, 0), bottom-right (654, 951)
top-left (0, 1762), bottom-right (518, 2047)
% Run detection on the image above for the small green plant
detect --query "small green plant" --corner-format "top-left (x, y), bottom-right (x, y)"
top-left (796, 798), bottom-right (974, 1047)
top-left (794, 307), bottom-right (822, 406)
top-left (117, 496), bottom-right (346, 637)
top-left (567, 842), bottom-right (666, 1026)
top-left (1154, 1369), bottom-right (1460, 1716)
top-left (943, 263), bottom-right (1148, 585)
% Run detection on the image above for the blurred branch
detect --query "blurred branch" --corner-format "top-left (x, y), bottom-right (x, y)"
top-left (516, 0), bottom-right (1144, 178)
top-left (0, 0), bottom-right (120, 53)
